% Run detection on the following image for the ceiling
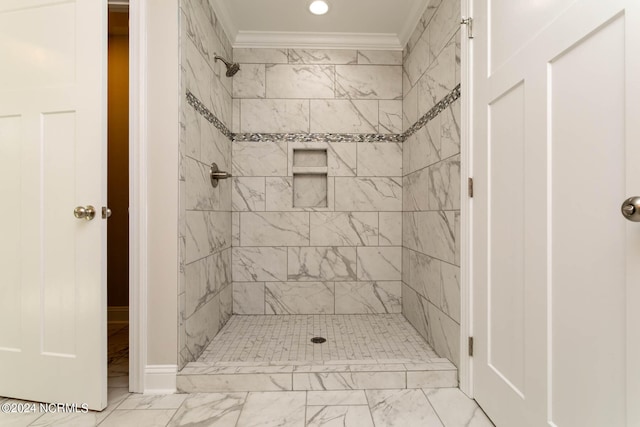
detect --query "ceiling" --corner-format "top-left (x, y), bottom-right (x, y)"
top-left (210, 0), bottom-right (430, 50)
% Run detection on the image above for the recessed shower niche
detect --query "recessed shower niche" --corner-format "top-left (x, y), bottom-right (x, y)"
top-left (292, 148), bottom-right (327, 208)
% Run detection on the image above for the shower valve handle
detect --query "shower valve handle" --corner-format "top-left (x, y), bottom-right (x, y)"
top-left (210, 162), bottom-right (231, 188)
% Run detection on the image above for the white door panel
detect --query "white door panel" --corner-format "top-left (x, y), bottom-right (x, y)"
top-left (473, 0), bottom-right (639, 425)
top-left (0, 0), bottom-right (107, 410)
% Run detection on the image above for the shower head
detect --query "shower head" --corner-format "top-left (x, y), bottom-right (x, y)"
top-left (214, 55), bottom-right (240, 77)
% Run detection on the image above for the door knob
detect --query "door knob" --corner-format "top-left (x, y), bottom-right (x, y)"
top-left (74, 205), bottom-right (96, 221)
top-left (621, 197), bottom-right (640, 222)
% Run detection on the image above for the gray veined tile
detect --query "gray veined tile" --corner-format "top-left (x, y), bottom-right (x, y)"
top-left (235, 391), bottom-right (306, 427)
top-left (232, 177), bottom-right (266, 212)
top-left (327, 143), bottom-right (357, 177)
top-left (265, 282), bottom-right (334, 314)
top-left (420, 39), bottom-right (456, 117)
top-left (403, 33), bottom-right (431, 89)
top-left (185, 211), bottom-right (231, 263)
top-left (426, 302), bottom-right (460, 367)
top-left (293, 372), bottom-right (405, 390)
top-left (441, 263), bottom-right (460, 322)
top-left (232, 246), bottom-right (287, 282)
top-left (240, 212), bottom-right (310, 246)
top-left (232, 212), bottom-right (240, 246)
top-left (186, 294), bottom-right (220, 359)
top-left (357, 143), bottom-right (402, 177)
top-left (357, 50), bottom-right (402, 65)
top-left (287, 247), bottom-right (357, 281)
top-left (168, 393), bottom-right (247, 427)
top-left (406, 116), bottom-right (442, 176)
top-left (428, 0), bottom-right (461, 59)
top-left (379, 212), bottom-right (402, 246)
top-left (201, 120), bottom-right (231, 175)
top-left (440, 99), bottom-right (461, 159)
top-left (266, 64), bottom-right (335, 99)
top-left (232, 140), bottom-right (287, 177)
top-left (403, 85), bottom-right (418, 132)
top-left (232, 63), bottom-right (266, 98)
top-left (233, 48), bottom-right (288, 63)
top-left (240, 99), bottom-right (309, 133)
top-left (366, 389), bottom-right (443, 427)
top-left (289, 49), bottom-right (358, 64)
top-left (407, 370), bottom-right (458, 388)
top-left (184, 31), bottom-right (212, 106)
top-left (306, 405), bottom-right (375, 427)
top-left (403, 167), bottom-right (431, 211)
top-left (423, 388), bottom-right (495, 427)
top-left (232, 98), bottom-right (240, 133)
top-left (233, 282), bottom-right (265, 314)
top-left (356, 247), bottom-right (402, 281)
top-left (335, 65), bottom-right (402, 100)
top-left (403, 211), bottom-right (456, 264)
top-left (335, 281), bottom-right (402, 314)
top-left (184, 103), bottom-right (201, 159)
top-left (306, 390), bottom-right (368, 406)
top-left (402, 283), bottom-right (431, 342)
top-left (334, 177), bottom-right (402, 211)
top-left (310, 100), bottom-right (378, 133)
top-left (379, 100), bottom-right (403, 134)
top-left (265, 177), bottom-right (335, 212)
top-left (99, 409), bottom-right (177, 427)
top-left (407, 249), bottom-right (442, 303)
top-left (309, 212), bottom-right (378, 246)
top-left (118, 394), bottom-right (187, 410)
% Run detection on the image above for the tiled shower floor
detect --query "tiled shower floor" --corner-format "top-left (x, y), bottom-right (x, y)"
top-left (199, 314), bottom-right (439, 364)
top-left (178, 315), bottom-right (458, 393)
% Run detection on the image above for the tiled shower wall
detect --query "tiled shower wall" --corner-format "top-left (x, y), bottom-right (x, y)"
top-left (401, 0), bottom-right (462, 367)
top-left (178, 0), bottom-right (234, 369)
top-left (230, 48), bottom-right (405, 315)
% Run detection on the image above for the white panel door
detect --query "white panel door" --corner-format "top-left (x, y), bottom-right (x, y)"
top-left (0, 0), bottom-right (107, 410)
top-left (472, 0), bottom-right (640, 425)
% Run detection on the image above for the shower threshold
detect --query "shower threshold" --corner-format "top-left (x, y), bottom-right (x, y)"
top-left (177, 314), bottom-right (458, 392)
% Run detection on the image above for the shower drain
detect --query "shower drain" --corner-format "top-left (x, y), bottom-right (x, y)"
top-left (310, 337), bottom-right (326, 344)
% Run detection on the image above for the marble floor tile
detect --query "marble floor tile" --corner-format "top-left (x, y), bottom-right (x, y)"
top-left (235, 391), bottom-right (306, 427)
top-left (306, 390), bottom-right (368, 406)
top-left (366, 389), bottom-right (444, 427)
top-left (117, 394), bottom-right (188, 410)
top-left (99, 409), bottom-right (177, 427)
top-left (168, 393), bottom-right (247, 427)
top-left (306, 405), bottom-right (374, 427)
top-left (423, 388), bottom-right (495, 427)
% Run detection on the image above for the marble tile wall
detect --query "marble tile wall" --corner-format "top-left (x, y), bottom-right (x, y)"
top-left (231, 48), bottom-right (404, 316)
top-left (178, 0), bottom-right (234, 370)
top-left (402, 0), bottom-right (462, 368)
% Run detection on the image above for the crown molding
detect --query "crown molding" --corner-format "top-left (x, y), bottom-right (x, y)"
top-left (398, 0), bottom-right (431, 48)
top-left (233, 31), bottom-right (403, 50)
top-left (209, 0), bottom-right (238, 43)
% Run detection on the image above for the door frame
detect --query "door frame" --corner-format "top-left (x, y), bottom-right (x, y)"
top-left (459, 0), bottom-right (474, 397)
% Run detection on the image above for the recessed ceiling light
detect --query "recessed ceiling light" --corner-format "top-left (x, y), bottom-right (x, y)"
top-left (309, 0), bottom-right (329, 15)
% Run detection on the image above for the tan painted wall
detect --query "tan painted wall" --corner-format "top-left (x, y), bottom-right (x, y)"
top-left (146, 0), bottom-right (179, 366)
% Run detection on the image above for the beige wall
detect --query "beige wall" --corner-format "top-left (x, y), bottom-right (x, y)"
top-left (145, 0), bottom-right (179, 367)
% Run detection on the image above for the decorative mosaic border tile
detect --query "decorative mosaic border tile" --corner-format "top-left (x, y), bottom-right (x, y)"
top-left (403, 83), bottom-right (461, 140)
top-left (186, 84), bottom-right (460, 144)
top-left (186, 91), bottom-right (234, 140)
top-left (233, 133), bottom-right (404, 143)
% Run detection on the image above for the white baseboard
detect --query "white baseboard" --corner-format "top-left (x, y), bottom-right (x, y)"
top-left (144, 365), bottom-right (177, 394)
top-left (108, 306), bottom-right (129, 324)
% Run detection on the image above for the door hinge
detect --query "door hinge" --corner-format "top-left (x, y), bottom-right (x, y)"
top-left (468, 177), bottom-right (474, 198)
top-left (461, 17), bottom-right (474, 39)
top-left (468, 336), bottom-right (474, 357)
